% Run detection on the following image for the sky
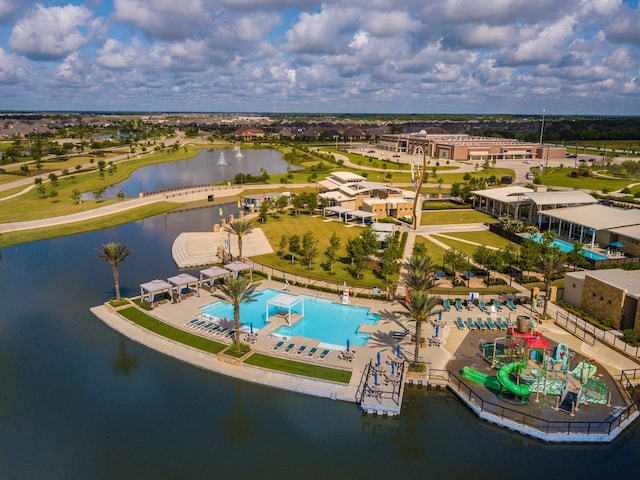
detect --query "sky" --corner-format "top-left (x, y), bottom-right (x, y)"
top-left (0, 0), bottom-right (639, 114)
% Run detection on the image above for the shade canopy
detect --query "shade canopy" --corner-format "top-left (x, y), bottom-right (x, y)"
top-left (167, 273), bottom-right (199, 300)
top-left (609, 241), bottom-right (626, 248)
top-left (265, 293), bottom-right (304, 326)
top-left (199, 267), bottom-right (230, 292)
top-left (224, 261), bottom-right (253, 280)
top-left (140, 279), bottom-right (173, 307)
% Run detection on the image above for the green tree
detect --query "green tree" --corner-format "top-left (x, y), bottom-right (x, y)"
top-left (500, 244), bottom-right (519, 286)
top-left (380, 245), bottom-right (398, 283)
top-left (34, 177), bottom-right (46, 198)
top-left (224, 219), bottom-right (254, 261)
top-left (275, 195), bottom-right (288, 212)
top-left (31, 138), bottom-right (43, 170)
top-left (96, 242), bottom-right (134, 301)
top-left (213, 275), bottom-right (259, 346)
top-left (537, 251), bottom-right (566, 317)
top-left (278, 233), bottom-right (289, 259)
top-left (71, 188), bottom-right (81, 204)
top-left (288, 234), bottom-right (301, 263)
top-left (93, 187), bottom-right (105, 201)
top-left (444, 249), bottom-right (466, 284)
top-left (258, 200), bottom-right (269, 223)
top-left (346, 237), bottom-right (367, 278)
top-left (359, 225), bottom-right (379, 256)
top-left (301, 231), bottom-right (319, 269)
top-left (324, 233), bottom-right (341, 275)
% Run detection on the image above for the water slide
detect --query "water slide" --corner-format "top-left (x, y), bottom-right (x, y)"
top-left (461, 366), bottom-right (501, 391)
top-left (497, 362), bottom-right (530, 399)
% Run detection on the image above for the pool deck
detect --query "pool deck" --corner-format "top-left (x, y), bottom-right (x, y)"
top-left (92, 280), bottom-right (640, 436)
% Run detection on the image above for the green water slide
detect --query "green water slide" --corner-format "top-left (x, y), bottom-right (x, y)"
top-left (497, 362), bottom-right (530, 398)
top-left (461, 366), bottom-right (501, 391)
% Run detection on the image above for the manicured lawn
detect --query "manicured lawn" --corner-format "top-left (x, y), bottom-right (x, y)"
top-left (537, 167), bottom-right (631, 191)
top-left (118, 306), bottom-right (227, 354)
top-left (0, 202), bottom-right (180, 247)
top-left (254, 214), bottom-right (398, 287)
top-left (432, 234), bottom-right (486, 257)
top-left (442, 231), bottom-right (518, 250)
top-left (421, 209), bottom-right (496, 225)
top-left (413, 235), bottom-right (451, 269)
top-left (245, 353), bottom-right (352, 383)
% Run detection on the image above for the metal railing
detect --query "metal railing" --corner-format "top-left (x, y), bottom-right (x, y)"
top-left (447, 370), bottom-right (639, 438)
top-left (555, 311), bottom-right (640, 357)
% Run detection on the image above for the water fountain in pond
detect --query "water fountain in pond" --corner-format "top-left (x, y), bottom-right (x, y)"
top-left (234, 143), bottom-right (244, 158)
top-left (215, 151), bottom-right (228, 166)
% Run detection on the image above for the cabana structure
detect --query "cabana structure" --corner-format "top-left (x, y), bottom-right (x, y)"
top-left (224, 261), bottom-right (253, 280)
top-left (140, 279), bottom-right (173, 307)
top-left (199, 267), bottom-right (230, 292)
top-left (167, 273), bottom-right (199, 300)
top-left (266, 293), bottom-right (304, 326)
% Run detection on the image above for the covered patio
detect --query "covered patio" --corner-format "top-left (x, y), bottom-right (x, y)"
top-left (347, 210), bottom-right (378, 225)
top-left (140, 279), bottom-right (174, 307)
top-left (323, 206), bottom-right (352, 221)
top-left (167, 273), bottom-right (199, 301)
top-left (199, 266), bottom-right (230, 292)
top-left (266, 293), bottom-right (304, 326)
top-left (224, 261), bottom-right (253, 280)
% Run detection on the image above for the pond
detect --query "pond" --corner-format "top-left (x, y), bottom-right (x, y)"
top-left (91, 148), bottom-right (295, 199)
top-left (1, 205), bottom-right (639, 479)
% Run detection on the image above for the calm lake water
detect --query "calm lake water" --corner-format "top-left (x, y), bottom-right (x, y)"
top-left (95, 148), bottom-right (292, 199)
top-left (2, 204), bottom-right (640, 479)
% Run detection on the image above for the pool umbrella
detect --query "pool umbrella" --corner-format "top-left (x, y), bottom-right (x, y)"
top-left (396, 344), bottom-right (401, 358)
top-left (373, 371), bottom-right (379, 386)
top-left (250, 322), bottom-right (254, 335)
top-left (610, 241), bottom-right (626, 248)
top-left (376, 351), bottom-right (381, 366)
top-left (435, 325), bottom-right (440, 338)
top-left (346, 339), bottom-right (350, 352)
top-left (391, 361), bottom-right (395, 376)
top-left (438, 311), bottom-right (442, 321)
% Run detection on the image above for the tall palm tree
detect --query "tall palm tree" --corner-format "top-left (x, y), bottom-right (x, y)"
top-left (537, 251), bottom-right (566, 317)
top-left (401, 289), bottom-right (439, 365)
top-left (96, 242), bottom-right (133, 301)
top-left (404, 253), bottom-right (434, 293)
top-left (224, 219), bottom-right (254, 261)
top-left (214, 275), bottom-right (259, 346)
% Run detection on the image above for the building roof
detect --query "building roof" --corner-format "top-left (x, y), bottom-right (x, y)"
top-left (331, 171), bottom-right (366, 182)
top-left (609, 224), bottom-right (640, 241)
top-left (566, 269), bottom-right (640, 299)
top-left (521, 190), bottom-right (597, 206)
top-left (539, 204), bottom-right (640, 231)
top-left (471, 186), bottom-right (533, 204)
top-left (373, 223), bottom-right (395, 232)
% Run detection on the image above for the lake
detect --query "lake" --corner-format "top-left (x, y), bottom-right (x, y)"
top-left (93, 148), bottom-right (294, 199)
top-left (1, 205), bottom-right (640, 479)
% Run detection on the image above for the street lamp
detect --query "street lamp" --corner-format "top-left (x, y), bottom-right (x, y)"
top-left (539, 109), bottom-right (546, 146)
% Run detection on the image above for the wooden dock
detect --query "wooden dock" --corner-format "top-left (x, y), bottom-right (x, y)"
top-left (359, 360), bottom-right (406, 417)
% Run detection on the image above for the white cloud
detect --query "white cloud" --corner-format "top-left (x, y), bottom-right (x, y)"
top-left (0, 47), bottom-right (30, 83)
top-left (349, 31), bottom-right (369, 50)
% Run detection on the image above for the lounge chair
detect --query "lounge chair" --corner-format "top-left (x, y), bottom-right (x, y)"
top-left (478, 301), bottom-right (489, 314)
top-left (486, 318), bottom-right (497, 331)
top-left (214, 327), bottom-right (229, 337)
top-left (318, 349), bottom-right (330, 361)
top-left (294, 345), bottom-right (307, 356)
top-left (197, 322), bottom-right (214, 331)
top-left (223, 329), bottom-right (236, 340)
top-left (283, 343), bottom-right (296, 354)
top-left (455, 299), bottom-right (464, 312)
top-left (306, 347), bottom-right (318, 358)
top-left (476, 317), bottom-right (487, 330)
top-left (391, 330), bottom-right (410, 340)
top-left (496, 318), bottom-right (508, 330)
top-left (443, 299), bottom-right (452, 312)
top-left (455, 317), bottom-right (466, 330)
top-left (185, 318), bottom-right (199, 327)
top-left (492, 299), bottom-right (503, 312)
top-left (466, 318), bottom-right (476, 330)
top-left (206, 325), bottom-right (222, 335)
top-left (190, 320), bottom-right (207, 329)
top-left (271, 340), bottom-right (285, 351)
top-left (506, 300), bottom-right (517, 311)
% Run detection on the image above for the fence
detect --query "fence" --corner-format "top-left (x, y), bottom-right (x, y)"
top-left (555, 311), bottom-right (640, 357)
top-left (448, 370), bottom-right (639, 439)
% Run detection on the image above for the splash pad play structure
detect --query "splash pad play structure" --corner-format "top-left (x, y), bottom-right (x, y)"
top-left (461, 315), bottom-right (611, 413)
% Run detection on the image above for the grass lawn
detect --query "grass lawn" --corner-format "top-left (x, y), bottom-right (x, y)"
top-left (254, 214), bottom-right (397, 287)
top-left (118, 306), bottom-right (227, 354)
top-left (245, 353), bottom-right (352, 383)
top-left (432, 234), bottom-right (486, 257)
top-left (537, 167), bottom-right (631, 191)
top-left (0, 202), bottom-right (180, 247)
top-left (413, 235), bottom-right (451, 269)
top-left (420, 209), bottom-right (496, 225)
top-left (442, 231), bottom-right (518, 250)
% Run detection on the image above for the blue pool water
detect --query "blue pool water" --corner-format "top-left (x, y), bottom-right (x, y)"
top-left (528, 234), bottom-right (609, 260)
top-left (201, 288), bottom-right (379, 346)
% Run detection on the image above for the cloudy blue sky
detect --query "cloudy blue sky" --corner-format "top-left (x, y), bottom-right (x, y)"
top-left (1, 0), bottom-right (639, 114)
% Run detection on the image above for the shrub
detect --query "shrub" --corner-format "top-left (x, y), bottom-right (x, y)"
top-left (623, 329), bottom-right (639, 345)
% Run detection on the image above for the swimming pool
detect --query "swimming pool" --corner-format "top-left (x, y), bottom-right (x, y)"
top-left (201, 288), bottom-right (379, 347)
top-left (527, 234), bottom-right (609, 261)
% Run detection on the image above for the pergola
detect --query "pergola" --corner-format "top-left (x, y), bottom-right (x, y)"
top-left (323, 206), bottom-right (352, 221)
top-left (224, 261), bottom-right (253, 281)
top-left (167, 273), bottom-right (200, 300)
top-left (347, 210), bottom-right (377, 224)
top-left (199, 267), bottom-right (230, 292)
top-left (266, 293), bottom-right (304, 326)
top-left (140, 279), bottom-right (174, 307)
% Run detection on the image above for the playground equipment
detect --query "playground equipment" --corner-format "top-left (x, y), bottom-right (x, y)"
top-left (462, 360), bottom-right (530, 403)
top-left (551, 343), bottom-right (570, 371)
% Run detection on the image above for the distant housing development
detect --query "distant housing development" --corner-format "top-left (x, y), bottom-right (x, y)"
top-left (378, 133), bottom-right (566, 162)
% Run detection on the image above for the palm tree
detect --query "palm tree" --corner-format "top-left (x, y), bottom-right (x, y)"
top-left (224, 219), bottom-right (254, 261)
top-left (404, 253), bottom-right (434, 292)
top-left (214, 275), bottom-right (259, 346)
top-left (96, 242), bottom-right (133, 301)
top-left (537, 251), bottom-right (566, 317)
top-left (401, 289), bottom-right (439, 365)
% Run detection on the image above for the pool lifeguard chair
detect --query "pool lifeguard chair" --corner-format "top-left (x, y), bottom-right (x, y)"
top-left (342, 286), bottom-right (350, 304)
